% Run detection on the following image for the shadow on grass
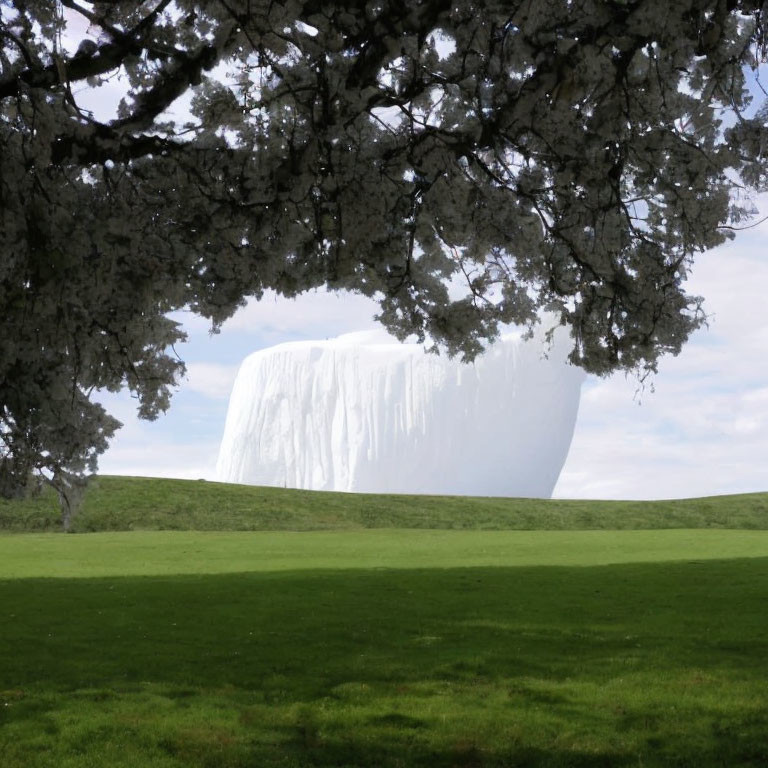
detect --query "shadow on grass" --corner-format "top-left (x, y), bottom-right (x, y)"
top-left (2, 558), bottom-right (768, 766)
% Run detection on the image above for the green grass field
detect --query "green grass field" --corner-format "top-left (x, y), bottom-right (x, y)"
top-left (2, 478), bottom-right (768, 766)
top-left (2, 475), bottom-right (768, 532)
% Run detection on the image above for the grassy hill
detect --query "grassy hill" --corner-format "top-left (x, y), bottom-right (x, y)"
top-left (1, 474), bottom-right (766, 532)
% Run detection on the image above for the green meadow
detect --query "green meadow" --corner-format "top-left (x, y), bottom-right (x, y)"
top-left (2, 475), bottom-right (768, 533)
top-left (2, 478), bottom-right (768, 766)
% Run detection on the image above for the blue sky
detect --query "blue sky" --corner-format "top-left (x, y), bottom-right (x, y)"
top-left (94, 209), bottom-right (768, 500)
top-left (64, 11), bottom-right (768, 500)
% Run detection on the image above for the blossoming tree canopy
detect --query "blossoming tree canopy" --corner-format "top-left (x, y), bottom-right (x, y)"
top-left (1, 0), bottom-right (767, 498)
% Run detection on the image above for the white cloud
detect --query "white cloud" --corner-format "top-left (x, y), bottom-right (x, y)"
top-left (183, 362), bottom-right (239, 400)
top-left (93, 389), bottom-right (221, 480)
top-left (555, 202), bottom-right (768, 499)
top-left (221, 289), bottom-right (383, 339)
top-left (97, 437), bottom-right (220, 481)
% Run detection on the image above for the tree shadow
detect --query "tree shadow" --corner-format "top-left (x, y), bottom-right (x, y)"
top-left (2, 557), bottom-right (768, 765)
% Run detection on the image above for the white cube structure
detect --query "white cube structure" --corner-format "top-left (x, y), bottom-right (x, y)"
top-left (216, 323), bottom-right (584, 497)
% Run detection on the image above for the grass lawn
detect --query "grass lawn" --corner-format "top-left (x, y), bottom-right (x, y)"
top-left (2, 522), bottom-right (768, 766)
top-left (2, 475), bottom-right (768, 532)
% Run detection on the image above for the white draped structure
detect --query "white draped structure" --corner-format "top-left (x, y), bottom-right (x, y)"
top-left (217, 325), bottom-right (584, 497)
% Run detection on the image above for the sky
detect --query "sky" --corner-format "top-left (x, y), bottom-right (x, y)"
top-left (66, 11), bottom-right (768, 500)
top-left (93, 210), bottom-right (768, 500)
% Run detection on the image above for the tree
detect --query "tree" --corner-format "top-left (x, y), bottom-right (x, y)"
top-left (1, 0), bottom-right (767, 505)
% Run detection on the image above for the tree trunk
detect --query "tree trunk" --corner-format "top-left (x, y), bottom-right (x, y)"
top-left (47, 471), bottom-right (86, 533)
top-left (60, 492), bottom-right (73, 533)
